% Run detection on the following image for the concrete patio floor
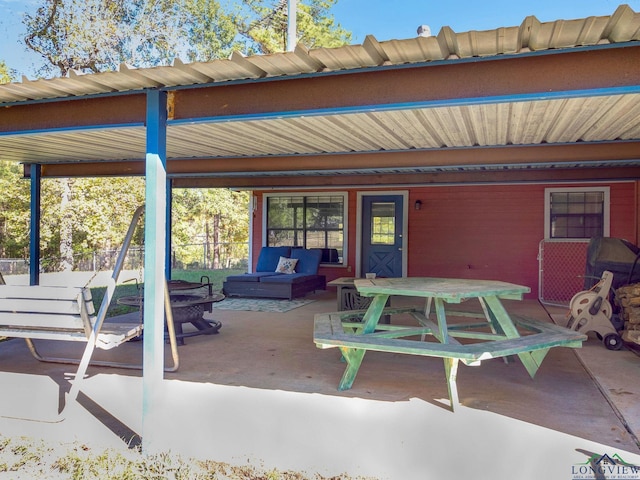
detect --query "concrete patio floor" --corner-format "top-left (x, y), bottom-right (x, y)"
top-left (0, 290), bottom-right (639, 479)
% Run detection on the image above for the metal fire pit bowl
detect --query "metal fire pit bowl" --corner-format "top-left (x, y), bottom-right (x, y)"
top-left (117, 278), bottom-right (224, 344)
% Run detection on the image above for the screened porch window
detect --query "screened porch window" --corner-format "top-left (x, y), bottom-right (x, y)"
top-left (545, 187), bottom-right (609, 239)
top-left (265, 194), bottom-right (346, 263)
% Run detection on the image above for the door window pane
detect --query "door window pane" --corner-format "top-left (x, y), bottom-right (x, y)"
top-left (370, 202), bottom-right (395, 245)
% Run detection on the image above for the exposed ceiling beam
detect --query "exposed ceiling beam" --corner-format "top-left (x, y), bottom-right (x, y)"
top-left (170, 166), bottom-right (640, 189)
top-left (24, 141), bottom-right (640, 179)
top-left (172, 46), bottom-right (640, 121)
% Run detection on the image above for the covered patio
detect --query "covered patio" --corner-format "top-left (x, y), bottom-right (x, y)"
top-left (1, 4), bottom-right (640, 478)
top-left (0, 289), bottom-right (638, 478)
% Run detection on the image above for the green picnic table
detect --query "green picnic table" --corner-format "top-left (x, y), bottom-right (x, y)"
top-left (313, 277), bottom-right (587, 410)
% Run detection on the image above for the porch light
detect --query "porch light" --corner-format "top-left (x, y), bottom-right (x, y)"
top-left (415, 200), bottom-right (422, 211)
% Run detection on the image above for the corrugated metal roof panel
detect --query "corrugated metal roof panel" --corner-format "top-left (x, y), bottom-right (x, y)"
top-left (452, 26), bottom-right (522, 57)
top-left (1, 5), bottom-right (638, 104)
top-left (2, 92), bottom-right (637, 164)
top-left (0, 127), bottom-right (146, 163)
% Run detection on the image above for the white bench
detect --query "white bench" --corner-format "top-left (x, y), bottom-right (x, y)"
top-left (0, 284), bottom-right (145, 415)
top-left (0, 285), bottom-right (141, 348)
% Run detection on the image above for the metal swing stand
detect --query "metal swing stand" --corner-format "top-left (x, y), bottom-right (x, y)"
top-left (26, 205), bottom-right (179, 374)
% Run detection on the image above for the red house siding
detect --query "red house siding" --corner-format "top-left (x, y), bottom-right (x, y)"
top-left (408, 185), bottom-right (543, 294)
top-left (610, 182), bottom-right (638, 240)
top-left (253, 182), bottom-right (638, 300)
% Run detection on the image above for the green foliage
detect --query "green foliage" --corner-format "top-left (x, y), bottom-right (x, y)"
top-left (0, 168), bottom-right (147, 269)
top-left (233, 0), bottom-right (352, 54)
top-left (0, 61), bottom-right (13, 83)
top-left (0, 164), bottom-right (247, 274)
top-left (181, 0), bottom-right (247, 62)
top-left (35, 177), bottom-right (146, 271)
top-left (172, 189), bottom-right (249, 269)
top-left (0, 162), bottom-right (31, 258)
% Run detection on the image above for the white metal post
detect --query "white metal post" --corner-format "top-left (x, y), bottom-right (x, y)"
top-left (142, 89), bottom-right (168, 453)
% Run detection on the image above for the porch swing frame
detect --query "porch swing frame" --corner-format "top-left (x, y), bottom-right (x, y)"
top-left (0, 205), bottom-right (180, 410)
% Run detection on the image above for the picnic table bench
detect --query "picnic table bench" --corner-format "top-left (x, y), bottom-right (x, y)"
top-left (313, 277), bottom-right (587, 410)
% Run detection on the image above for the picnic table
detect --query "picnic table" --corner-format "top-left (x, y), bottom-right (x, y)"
top-left (314, 277), bottom-right (587, 410)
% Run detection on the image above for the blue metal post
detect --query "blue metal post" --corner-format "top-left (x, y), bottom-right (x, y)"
top-left (29, 164), bottom-right (41, 286)
top-left (142, 89), bottom-right (168, 453)
top-left (166, 180), bottom-right (172, 281)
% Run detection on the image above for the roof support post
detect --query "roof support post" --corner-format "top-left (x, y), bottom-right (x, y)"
top-left (142, 89), bottom-right (168, 453)
top-left (166, 180), bottom-right (172, 280)
top-left (29, 164), bottom-right (41, 286)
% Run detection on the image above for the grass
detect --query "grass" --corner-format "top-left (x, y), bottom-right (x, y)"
top-left (0, 435), bottom-right (368, 480)
top-left (91, 269), bottom-right (245, 318)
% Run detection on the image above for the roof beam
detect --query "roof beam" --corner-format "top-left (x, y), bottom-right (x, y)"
top-left (170, 166), bottom-right (640, 189)
top-left (172, 46), bottom-right (640, 121)
top-left (26, 141), bottom-right (640, 179)
top-left (0, 93), bottom-right (147, 132)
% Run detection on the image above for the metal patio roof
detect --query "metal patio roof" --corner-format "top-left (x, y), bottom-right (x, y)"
top-left (2, 91), bottom-right (640, 165)
top-left (0, 4), bottom-right (639, 185)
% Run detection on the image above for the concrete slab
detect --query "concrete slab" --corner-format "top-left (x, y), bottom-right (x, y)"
top-left (0, 291), bottom-right (639, 479)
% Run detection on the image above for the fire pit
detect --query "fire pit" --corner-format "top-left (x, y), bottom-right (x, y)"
top-left (118, 278), bottom-right (224, 344)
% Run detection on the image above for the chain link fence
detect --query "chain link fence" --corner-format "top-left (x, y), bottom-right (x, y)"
top-left (538, 239), bottom-right (589, 307)
top-left (0, 242), bottom-right (249, 275)
top-left (171, 242), bottom-right (248, 270)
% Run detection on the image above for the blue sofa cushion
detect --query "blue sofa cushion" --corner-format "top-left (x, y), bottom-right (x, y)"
top-left (225, 272), bottom-right (280, 283)
top-left (260, 273), bottom-right (318, 284)
top-left (290, 248), bottom-right (322, 274)
top-left (256, 246), bottom-right (291, 272)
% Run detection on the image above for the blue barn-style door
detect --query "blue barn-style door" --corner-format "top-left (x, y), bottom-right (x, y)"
top-left (361, 195), bottom-right (404, 278)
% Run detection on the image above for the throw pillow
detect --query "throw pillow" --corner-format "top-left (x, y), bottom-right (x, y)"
top-left (275, 256), bottom-right (298, 274)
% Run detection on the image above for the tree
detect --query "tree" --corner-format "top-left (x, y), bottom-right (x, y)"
top-left (23, 0), bottom-right (185, 77)
top-left (233, 0), bottom-right (352, 54)
top-left (180, 0), bottom-right (247, 63)
top-left (172, 189), bottom-right (249, 269)
top-left (0, 61), bottom-right (12, 84)
top-left (11, 0), bottom-right (352, 273)
top-left (23, 0), bottom-right (351, 75)
top-left (0, 162), bottom-right (30, 259)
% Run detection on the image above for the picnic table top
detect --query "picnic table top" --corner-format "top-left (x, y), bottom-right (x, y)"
top-left (354, 277), bottom-right (531, 301)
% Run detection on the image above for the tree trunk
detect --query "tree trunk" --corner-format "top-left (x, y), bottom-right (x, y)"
top-left (59, 178), bottom-right (74, 271)
top-left (205, 221), bottom-right (210, 269)
top-left (212, 214), bottom-right (221, 270)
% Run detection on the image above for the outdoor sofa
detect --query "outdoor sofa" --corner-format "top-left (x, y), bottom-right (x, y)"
top-left (223, 246), bottom-right (326, 300)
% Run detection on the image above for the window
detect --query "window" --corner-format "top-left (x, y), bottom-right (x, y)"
top-left (264, 193), bottom-right (346, 263)
top-left (544, 187), bottom-right (610, 239)
top-left (370, 202), bottom-right (396, 245)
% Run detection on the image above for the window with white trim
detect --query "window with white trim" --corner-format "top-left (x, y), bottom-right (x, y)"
top-left (544, 187), bottom-right (610, 239)
top-left (264, 193), bottom-right (346, 263)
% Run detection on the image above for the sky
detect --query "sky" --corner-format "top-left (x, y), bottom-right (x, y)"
top-left (0, 0), bottom-right (638, 78)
